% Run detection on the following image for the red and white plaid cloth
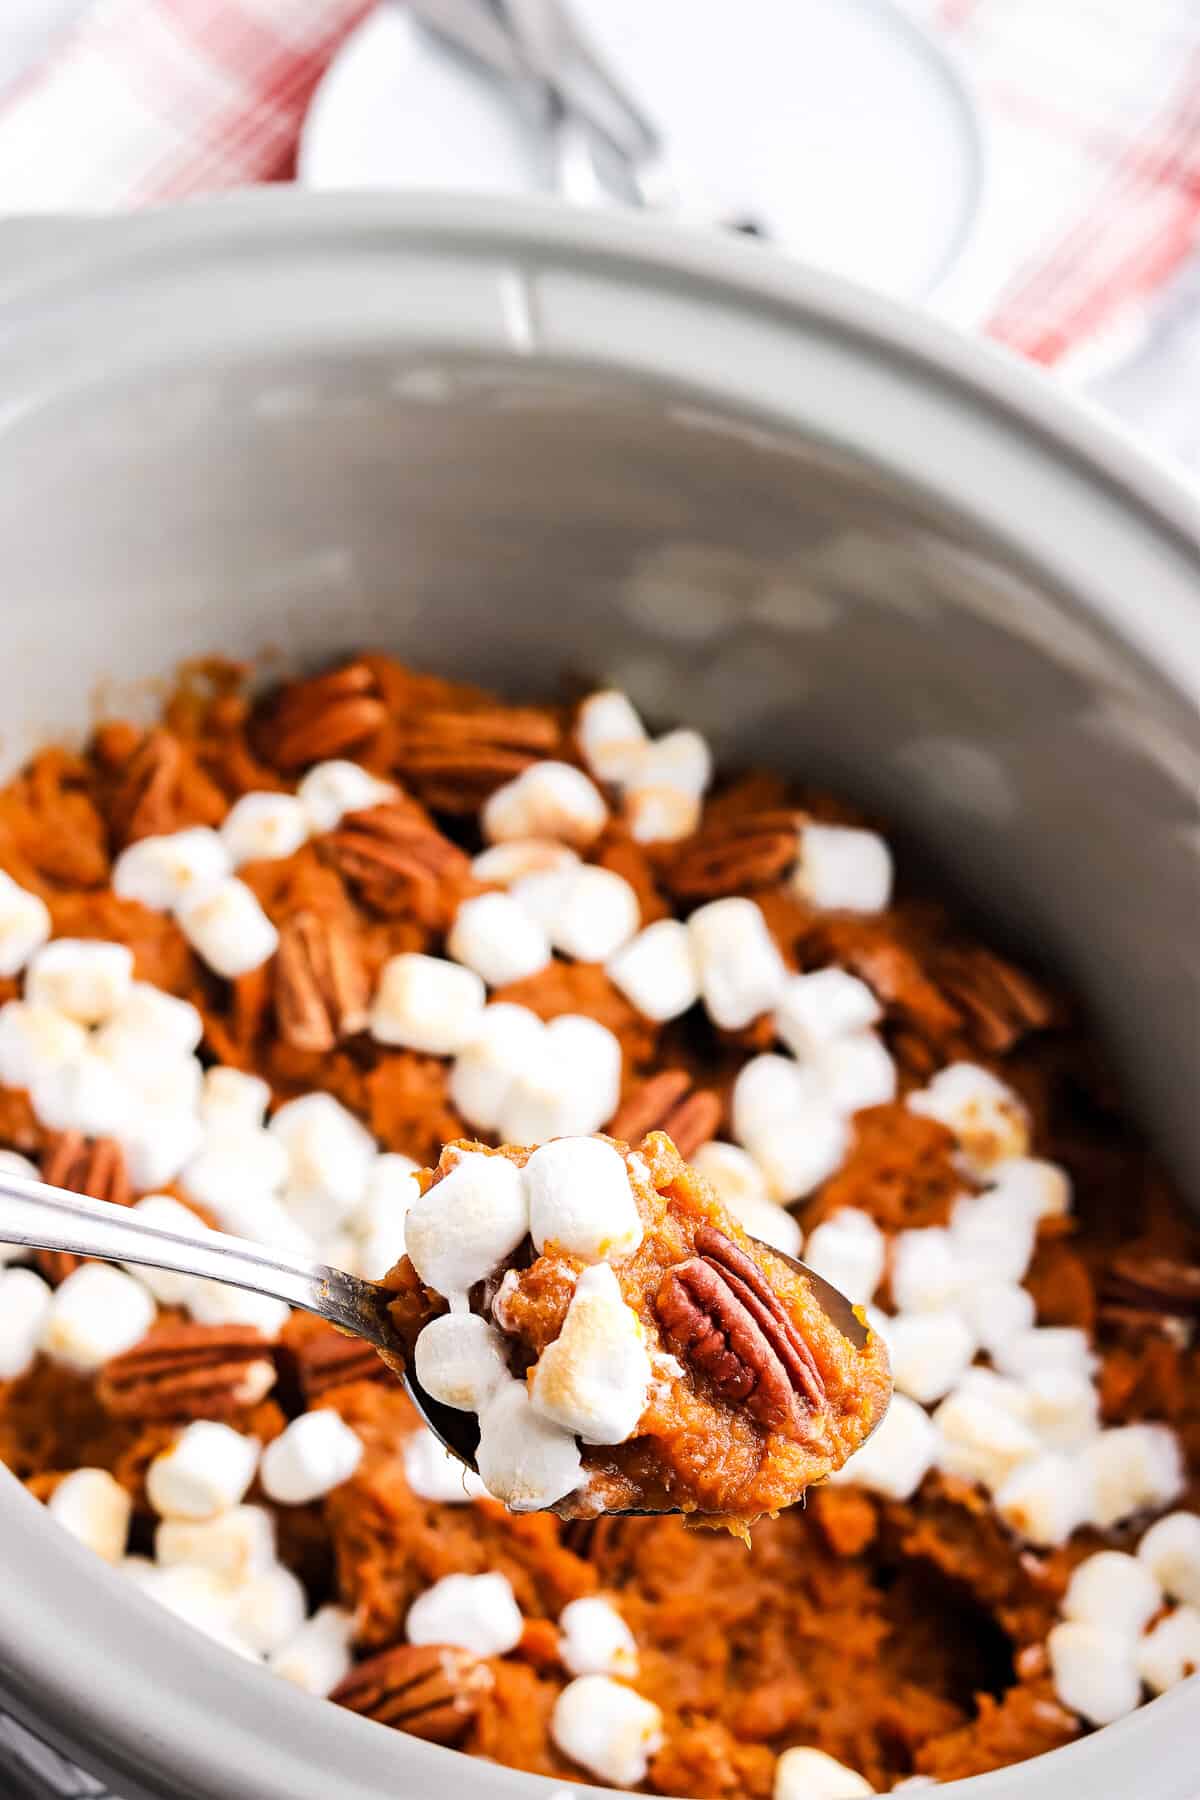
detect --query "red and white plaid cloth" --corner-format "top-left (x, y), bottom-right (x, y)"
top-left (0, 0), bottom-right (1197, 368)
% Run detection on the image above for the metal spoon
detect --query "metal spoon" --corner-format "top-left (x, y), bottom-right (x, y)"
top-left (0, 1170), bottom-right (874, 1511)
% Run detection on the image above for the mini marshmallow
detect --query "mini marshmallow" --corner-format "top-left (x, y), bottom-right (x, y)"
top-left (606, 919), bottom-right (699, 1022)
top-left (156, 1505), bottom-right (276, 1581)
top-left (260, 1410), bottom-right (364, 1505)
top-left (991, 1328), bottom-right (1098, 1383)
top-left (829, 1393), bottom-right (936, 1502)
top-left (889, 1228), bottom-right (965, 1314)
top-left (475, 1379), bottom-right (583, 1512)
top-left (128, 1560), bottom-right (241, 1642)
top-left (1047, 1621), bottom-right (1141, 1726)
top-left (0, 1267), bottom-right (52, 1378)
top-left (1136, 1604), bottom-right (1200, 1695)
top-left (753, 1108), bottom-right (851, 1205)
top-left (791, 823), bottom-right (893, 915)
top-left (146, 1421), bottom-right (261, 1520)
top-left (623, 786), bottom-right (702, 844)
top-left (483, 762), bottom-right (608, 849)
top-left (802, 1208), bottom-right (886, 1308)
top-left (525, 1137), bottom-right (643, 1264)
top-left (413, 1312), bottom-right (511, 1413)
top-left (297, 760), bottom-right (396, 833)
top-left (955, 1365), bottom-right (1036, 1421)
top-left (47, 1467), bottom-right (131, 1563)
top-left (933, 1386), bottom-right (1042, 1493)
top-left (112, 827), bottom-right (230, 913)
top-left (202, 1188), bottom-right (317, 1264)
top-left (370, 952), bottom-right (486, 1055)
top-left (498, 1015), bottom-right (622, 1144)
top-left (1023, 1367), bottom-right (1100, 1450)
top-left (531, 1264), bottom-right (651, 1444)
top-left (220, 792), bottom-right (310, 866)
top-left (722, 1188), bottom-right (804, 1256)
top-left (732, 1054), bottom-right (815, 1147)
top-left (948, 1191), bottom-right (1037, 1287)
top-left (576, 690), bottom-right (649, 785)
top-left (187, 1280), bottom-right (290, 1338)
top-left (449, 1003), bottom-right (545, 1133)
top-left (406, 1151), bottom-right (529, 1300)
top-left (688, 898), bottom-right (787, 1030)
top-left (353, 1153), bottom-right (420, 1280)
top-left (818, 1032), bottom-right (898, 1114)
top-left (522, 864), bottom-right (639, 963)
top-left (30, 1049), bottom-right (135, 1139)
top-left (27, 939), bottom-right (134, 1026)
top-left (906, 1063), bottom-right (1030, 1173)
top-left (1082, 1425), bottom-right (1185, 1530)
top-left (551, 1675), bottom-right (663, 1789)
top-left (1138, 1511), bottom-right (1200, 1607)
top-left (886, 1311), bottom-right (977, 1406)
top-left (402, 1425), bottom-right (490, 1503)
top-left (775, 968), bottom-right (882, 1055)
top-left (773, 1746), bottom-right (876, 1799)
top-left (406, 1570), bottom-right (523, 1659)
top-left (448, 891), bottom-right (551, 986)
top-left (955, 1281), bottom-right (1036, 1360)
top-left (120, 1110), bottom-right (206, 1194)
top-left (986, 1156), bottom-right (1072, 1221)
top-left (473, 837), bottom-right (582, 891)
top-left (182, 1128), bottom-right (290, 1213)
top-left (270, 1091), bottom-right (377, 1222)
top-left (232, 1564), bottom-right (309, 1656)
top-left (627, 728), bottom-right (712, 799)
top-left (0, 999), bottom-right (87, 1089)
top-left (200, 1065), bottom-right (271, 1131)
top-left (176, 878), bottom-right (279, 979)
top-left (994, 1452), bottom-right (1094, 1547)
top-left (40, 1264), bottom-right (155, 1373)
top-left (269, 1605), bottom-right (354, 1696)
top-left (121, 1052), bottom-right (205, 1120)
top-left (1062, 1551), bottom-right (1162, 1637)
top-left (96, 982), bottom-right (204, 1061)
top-left (0, 871), bottom-right (50, 976)
top-left (127, 1194), bottom-right (209, 1306)
top-left (559, 1595), bottom-right (638, 1679)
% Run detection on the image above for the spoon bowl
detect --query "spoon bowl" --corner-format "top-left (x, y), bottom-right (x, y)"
top-left (0, 1168), bottom-right (881, 1514)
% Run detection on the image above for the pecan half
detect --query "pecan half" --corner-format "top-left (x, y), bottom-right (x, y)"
top-left (259, 663), bottom-right (389, 771)
top-left (1103, 1248), bottom-right (1200, 1320)
top-left (289, 1321), bottom-right (389, 1404)
top-left (37, 1134), bottom-right (131, 1283)
top-left (655, 1225), bottom-right (825, 1438)
top-left (392, 706), bottom-right (560, 813)
top-left (97, 1323), bottom-right (277, 1420)
top-left (321, 800), bottom-right (475, 927)
top-left (274, 909), bottom-right (370, 1051)
top-left (609, 1071), bottom-right (722, 1159)
top-left (109, 729), bottom-right (183, 846)
top-left (331, 1643), bottom-right (493, 1743)
top-left (932, 944), bottom-right (1059, 1053)
top-left (663, 810), bottom-right (802, 901)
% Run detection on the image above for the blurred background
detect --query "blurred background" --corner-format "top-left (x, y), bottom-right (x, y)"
top-left (0, 0), bottom-right (1198, 474)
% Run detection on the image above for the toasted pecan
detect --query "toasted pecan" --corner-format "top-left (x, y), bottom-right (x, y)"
top-left (259, 663), bottom-right (389, 771)
top-left (288, 1320), bottom-right (390, 1404)
top-left (663, 809), bottom-right (802, 900)
top-left (331, 1643), bottom-right (493, 1742)
top-left (37, 1133), bottom-right (131, 1284)
top-left (274, 909), bottom-right (370, 1052)
top-left (932, 944), bottom-right (1060, 1053)
top-left (97, 1322), bottom-right (277, 1420)
top-left (609, 1071), bottom-right (721, 1160)
top-left (656, 1225), bottom-right (825, 1438)
top-left (1103, 1247), bottom-right (1200, 1320)
top-left (321, 800), bottom-right (475, 927)
top-left (391, 705), bottom-right (560, 813)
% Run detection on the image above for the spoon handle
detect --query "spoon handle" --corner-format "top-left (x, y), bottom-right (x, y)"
top-left (0, 1172), bottom-right (397, 1351)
